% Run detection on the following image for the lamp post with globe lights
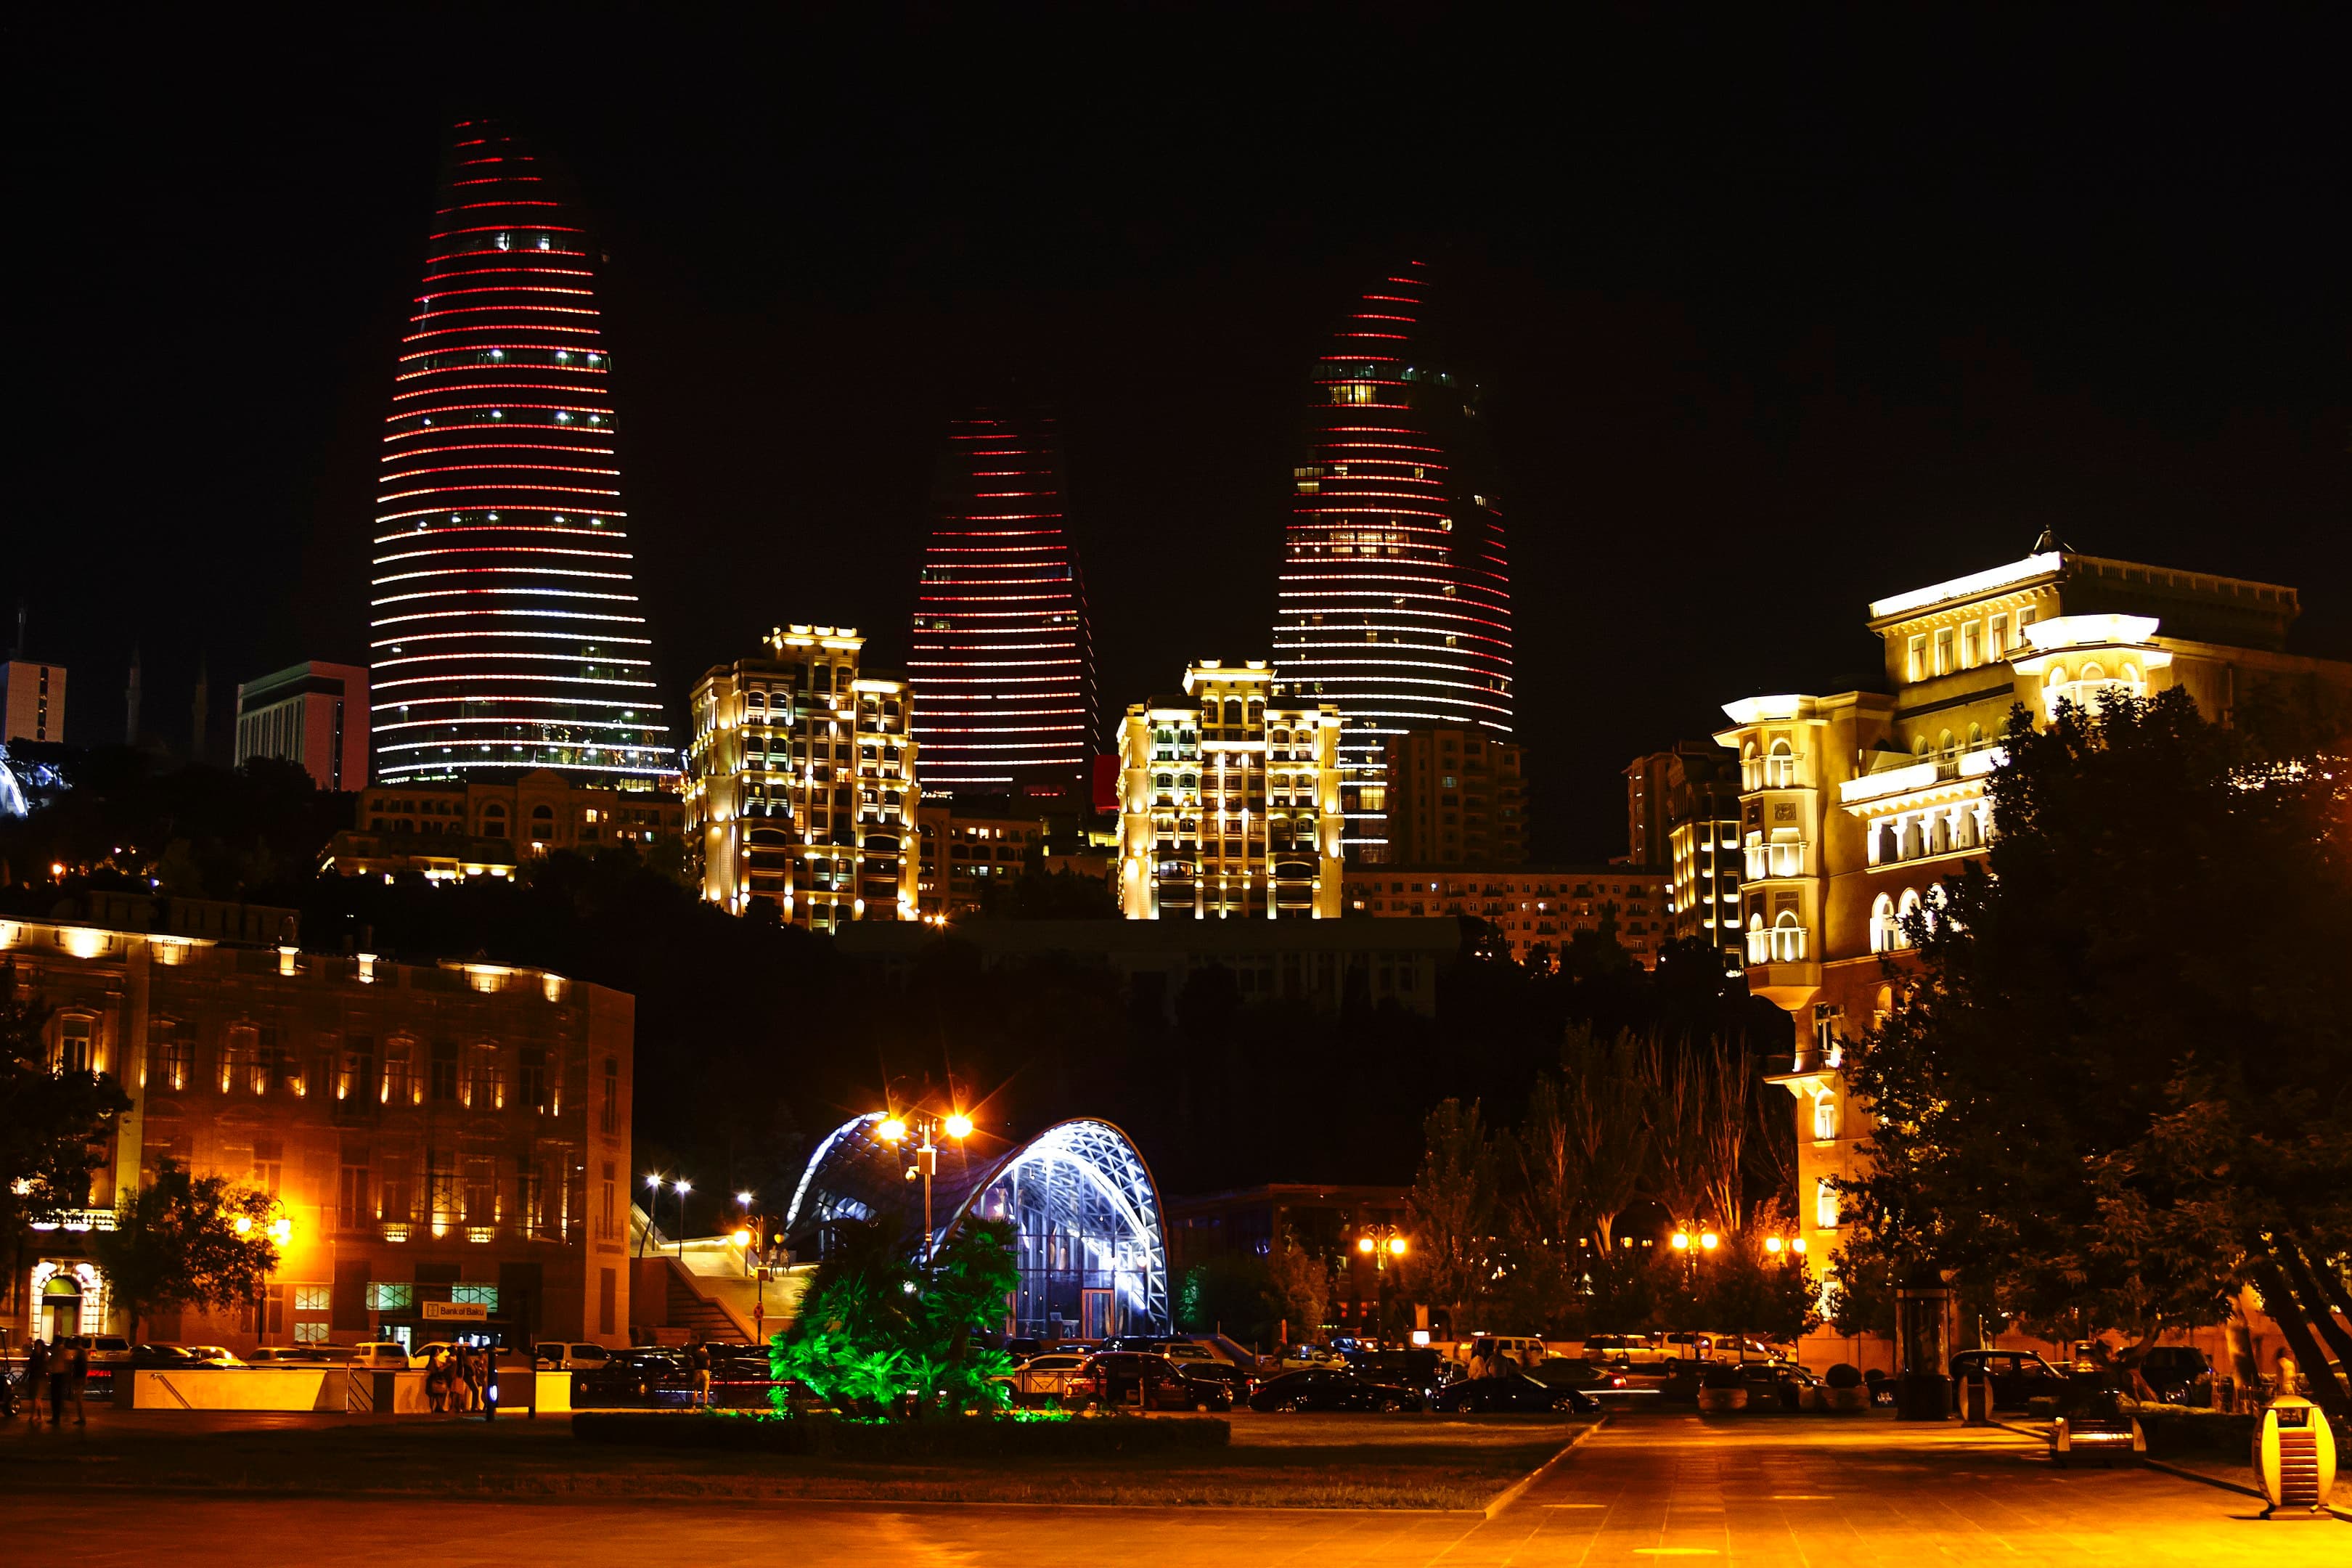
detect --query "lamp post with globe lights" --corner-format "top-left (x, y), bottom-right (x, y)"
top-left (878, 1108), bottom-right (973, 1262)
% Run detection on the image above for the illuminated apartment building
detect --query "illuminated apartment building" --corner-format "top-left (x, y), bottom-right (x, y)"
top-left (1271, 261), bottom-right (1513, 861)
top-left (1, 656), bottom-right (65, 745)
top-left (322, 769), bottom-right (682, 881)
top-left (1625, 741), bottom-right (1742, 968)
top-left (907, 412), bottom-right (1097, 799)
top-left (1342, 865), bottom-right (1667, 971)
top-left (913, 800), bottom-right (1048, 918)
top-left (1718, 542), bottom-right (2352, 1357)
top-left (685, 626), bottom-right (919, 929)
top-left (367, 119), bottom-right (670, 784)
top-left (1381, 725), bottom-right (1527, 867)
top-left (1114, 659), bottom-right (1344, 919)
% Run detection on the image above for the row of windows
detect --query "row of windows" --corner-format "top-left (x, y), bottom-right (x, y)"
top-left (1903, 606), bottom-right (2039, 682)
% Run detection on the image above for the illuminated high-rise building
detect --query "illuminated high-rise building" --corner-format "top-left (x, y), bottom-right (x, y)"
top-left (368, 119), bottom-right (669, 784)
top-left (1270, 261), bottom-right (1513, 862)
top-left (907, 412), bottom-right (1097, 799)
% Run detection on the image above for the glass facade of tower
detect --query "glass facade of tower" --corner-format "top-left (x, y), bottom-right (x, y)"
top-left (368, 119), bottom-right (669, 784)
top-left (1271, 261), bottom-right (1514, 860)
top-left (907, 412), bottom-right (1098, 797)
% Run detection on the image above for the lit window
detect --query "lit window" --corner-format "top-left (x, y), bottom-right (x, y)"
top-left (1816, 1178), bottom-right (1841, 1230)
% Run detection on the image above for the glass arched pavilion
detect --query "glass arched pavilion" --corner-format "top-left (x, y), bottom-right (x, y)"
top-left (784, 1114), bottom-right (1169, 1341)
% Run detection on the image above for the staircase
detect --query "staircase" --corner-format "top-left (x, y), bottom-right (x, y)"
top-left (627, 1206), bottom-right (810, 1344)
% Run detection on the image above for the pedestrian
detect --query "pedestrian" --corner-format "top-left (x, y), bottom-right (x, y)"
top-left (690, 1339), bottom-right (712, 1409)
top-left (66, 1340), bottom-right (88, 1425)
top-left (22, 1339), bottom-right (49, 1426)
top-left (47, 1341), bottom-right (72, 1426)
top-left (453, 1347), bottom-right (475, 1413)
top-left (481, 1344), bottom-right (499, 1422)
top-left (425, 1347), bottom-right (450, 1413)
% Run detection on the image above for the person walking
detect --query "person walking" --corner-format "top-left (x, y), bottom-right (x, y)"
top-left (65, 1341), bottom-right (88, 1425)
top-left (46, 1341), bottom-right (72, 1426)
top-left (690, 1339), bottom-right (713, 1409)
top-left (21, 1339), bottom-right (49, 1426)
top-left (424, 1346), bottom-right (450, 1413)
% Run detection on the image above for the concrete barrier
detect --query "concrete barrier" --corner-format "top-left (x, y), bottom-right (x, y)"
top-left (132, 1368), bottom-right (345, 1410)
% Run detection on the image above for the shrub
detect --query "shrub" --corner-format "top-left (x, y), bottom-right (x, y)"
top-left (1825, 1363), bottom-right (1862, 1389)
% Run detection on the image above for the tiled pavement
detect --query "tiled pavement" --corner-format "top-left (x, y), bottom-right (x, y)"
top-left (24, 1409), bottom-right (2334, 1566)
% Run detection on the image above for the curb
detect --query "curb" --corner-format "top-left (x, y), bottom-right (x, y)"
top-left (1484, 1417), bottom-right (1607, 1520)
top-left (2136, 1455), bottom-right (2351, 1523)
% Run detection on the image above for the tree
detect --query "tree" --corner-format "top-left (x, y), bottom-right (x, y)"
top-left (910, 1217), bottom-right (1019, 1414)
top-left (1, 965), bottom-right (132, 1262)
top-left (90, 1160), bottom-right (278, 1341)
top-left (1838, 691), bottom-right (2352, 1415)
top-left (1501, 1071), bottom-right (1586, 1321)
top-left (1176, 1254), bottom-right (1279, 1345)
top-left (1694, 1225), bottom-right (1820, 1342)
top-left (1400, 1098), bottom-right (1495, 1332)
top-left (1561, 1026), bottom-right (1646, 1249)
top-left (1638, 1037), bottom-right (1712, 1233)
top-left (1265, 1227), bottom-right (1331, 1344)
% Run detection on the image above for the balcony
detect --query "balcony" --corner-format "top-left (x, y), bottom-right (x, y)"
top-left (1745, 923), bottom-right (1809, 965)
top-left (1742, 841), bottom-right (1809, 879)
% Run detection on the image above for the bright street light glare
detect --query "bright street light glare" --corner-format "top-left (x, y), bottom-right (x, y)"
top-left (1670, 1231), bottom-right (1691, 1251)
top-left (1387, 1236), bottom-right (1408, 1257)
top-left (1700, 1232), bottom-right (1720, 1250)
top-left (944, 1113), bottom-right (974, 1140)
top-left (1765, 1236), bottom-right (1784, 1254)
top-left (736, 1191), bottom-right (754, 1205)
top-left (878, 1117), bottom-right (907, 1144)
top-left (232, 1214), bottom-right (254, 1236)
top-left (1792, 1238), bottom-right (1808, 1254)
top-left (730, 1228), bottom-right (751, 1246)
top-left (675, 1179), bottom-right (691, 1194)
top-left (1357, 1236), bottom-right (1376, 1254)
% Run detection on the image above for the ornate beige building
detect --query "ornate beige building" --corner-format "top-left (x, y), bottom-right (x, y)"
top-left (685, 626), bottom-right (920, 928)
top-left (1718, 543), bottom-right (2352, 1358)
top-left (1114, 659), bottom-right (1345, 919)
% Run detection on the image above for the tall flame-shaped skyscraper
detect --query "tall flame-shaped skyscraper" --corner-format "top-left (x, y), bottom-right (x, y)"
top-left (907, 411), bottom-right (1098, 798)
top-left (367, 119), bottom-right (669, 784)
top-left (1270, 261), bottom-right (1513, 859)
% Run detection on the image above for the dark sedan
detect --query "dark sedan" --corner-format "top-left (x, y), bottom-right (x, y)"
top-left (1066, 1352), bottom-right (1233, 1412)
top-left (1248, 1368), bottom-right (1424, 1413)
top-left (1432, 1372), bottom-right (1598, 1415)
top-left (1948, 1349), bottom-right (2067, 1410)
top-left (2138, 1346), bottom-right (2213, 1406)
top-left (573, 1348), bottom-right (687, 1406)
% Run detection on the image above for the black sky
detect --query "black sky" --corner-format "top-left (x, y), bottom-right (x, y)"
top-left (10, 8), bottom-right (2346, 859)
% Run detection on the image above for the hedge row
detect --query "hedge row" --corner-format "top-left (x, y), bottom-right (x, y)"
top-left (574, 1410), bottom-right (1231, 1459)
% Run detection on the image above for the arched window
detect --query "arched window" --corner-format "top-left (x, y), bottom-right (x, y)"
top-left (1870, 892), bottom-right (1898, 953)
top-left (1928, 812), bottom-right (1950, 857)
top-left (54, 1014), bottom-right (97, 1075)
top-left (1816, 1177), bottom-right (1841, 1230)
top-left (2045, 663), bottom-right (2067, 688)
top-left (2080, 661), bottom-right (2104, 682)
top-left (1895, 887), bottom-right (1923, 949)
top-left (2120, 662), bottom-right (2141, 685)
top-left (1913, 735), bottom-right (1932, 758)
top-left (1224, 699), bottom-right (1244, 727)
top-left (1767, 738), bottom-right (1795, 788)
top-left (1871, 820), bottom-right (1898, 865)
top-left (1967, 722), bottom-right (1983, 748)
top-left (1937, 729), bottom-right (1956, 758)
top-left (1813, 1091), bottom-right (1839, 1142)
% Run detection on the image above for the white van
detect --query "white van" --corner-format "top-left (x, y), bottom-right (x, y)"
top-left (348, 1342), bottom-right (410, 1369)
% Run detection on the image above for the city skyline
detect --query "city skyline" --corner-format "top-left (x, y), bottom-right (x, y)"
top-left (12, 14), bottom-right (2346, 859)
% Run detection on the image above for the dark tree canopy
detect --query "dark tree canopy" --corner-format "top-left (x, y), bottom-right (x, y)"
top-left (1838, 690), bottom-right (2352, 1410)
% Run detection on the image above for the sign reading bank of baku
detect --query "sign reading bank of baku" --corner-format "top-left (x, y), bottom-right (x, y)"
top-left (421, 1301), bottom-right (489, 1322)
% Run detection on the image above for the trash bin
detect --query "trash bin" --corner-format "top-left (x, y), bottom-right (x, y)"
top-left (1961, 1371), bottom-right (1991, 1425)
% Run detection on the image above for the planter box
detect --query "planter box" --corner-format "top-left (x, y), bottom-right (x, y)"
top-left (1696, 1387), bottom-right (1749, 1413)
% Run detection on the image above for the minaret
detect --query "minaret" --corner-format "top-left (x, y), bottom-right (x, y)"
top-left (367, 118), bottom-right (669, 783)
top-left (125, 645), bottom-right (142, 746)
top-left (1270, 260), bottom-right (1514, 862)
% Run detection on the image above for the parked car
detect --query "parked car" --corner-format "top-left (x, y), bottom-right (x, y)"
top-left (995, 1351), bottom-right (1093, 1405)
top-left (1652, 1332), bottom-right (1726, 1372)
top-left (643, 1350), bottom-right (801, 1409)
top-left (52, 1334), bottom-right (132, 1395)
top-left (246, 1346), bottom-right (344, 1364)
top-left (574, 1348), bottom-right (687, 1406)
top-left (1535, 1360), bottom-right (1635, 1397)
top-left (1948, 1349), bottom-right (2067, 1410)
top-left (131, 1343), bottom-right (203, 1368)
top-left (1432, 1371), bottom-right (1598, 1415)
top-left (1582, 1333), bottom-right (1653, 1367)
top-left (1065, 1352), bottom-right (1233, 1412)
top-left (347, 1342), bottom-right (412, 1370)
top-left (1345, 1347), bottom-right (1450, 1397)
top-left (180, 1345), bottom-right (246, 1368)
top-left (1275, 1344), bottom-right (1347, 1369)
top-left (2138, 1346), bottom-right (2213, 1407)
top-left (1248, 1368), bottom-right (1424, 1413)
top-left (534, 1342), bottom-right (614, 1371)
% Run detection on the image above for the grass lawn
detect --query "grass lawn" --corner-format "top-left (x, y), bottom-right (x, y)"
top-left (11, 1410), bottom-right (1591, 1510)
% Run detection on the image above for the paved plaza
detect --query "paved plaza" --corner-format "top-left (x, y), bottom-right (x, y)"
top-left (19, 1410), bottom-right (2333, 1566)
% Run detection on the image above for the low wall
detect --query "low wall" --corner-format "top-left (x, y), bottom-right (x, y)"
top-left (130, 1368), bottom-right (574, 1414)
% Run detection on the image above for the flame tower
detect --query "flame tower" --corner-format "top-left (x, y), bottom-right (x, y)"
top-left (1271, 261), bottom-right (1513, 859)
top-left (367, 119), bottom-right (669, 784)
top-left (907, 412), bottom-right (1098, 797)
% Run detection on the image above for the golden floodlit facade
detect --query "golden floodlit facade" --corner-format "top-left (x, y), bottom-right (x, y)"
top-left (685, 626), bottom-right (920, 929)
top-left (1116, 659), bottom-right (1345, 919)
top-left (1723, 544), bottom-right (2352, 1363)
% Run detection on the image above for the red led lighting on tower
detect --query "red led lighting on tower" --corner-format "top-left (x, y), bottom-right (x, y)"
top-left (367, 119), bottom-right (669, 783)
top-left (1271, 261), bottom-right (1514, 860)
top-left (907, 412), bottom-right (1098, 797)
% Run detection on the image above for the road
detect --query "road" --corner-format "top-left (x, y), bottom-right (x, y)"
top-left (19, 1410), bottom-right (2321, 1565)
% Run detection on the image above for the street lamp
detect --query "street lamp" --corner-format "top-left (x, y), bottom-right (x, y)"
top-left (881, 1108), bottom-right (971, 1262)
top-left (672, 1179), bottom-right (691, 1258)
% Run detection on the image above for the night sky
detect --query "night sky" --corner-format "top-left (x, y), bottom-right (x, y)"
top-left (12, 10), bottom-right (2345, 860)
